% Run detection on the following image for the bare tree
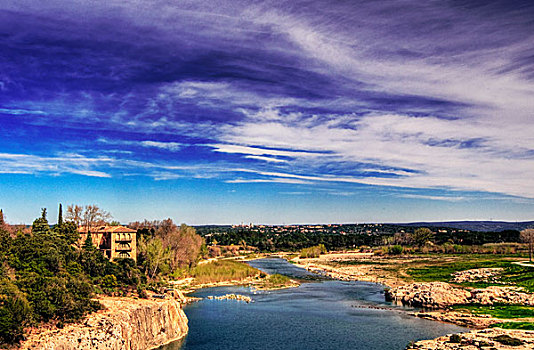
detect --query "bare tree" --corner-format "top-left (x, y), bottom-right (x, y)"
top-left (66, 204), bottom-right (111, 233)
top-left (82, 205), bottom-right (111, 233)
top-left (156, 219), bottom-right (204, 270)
top-left (393, 232), bottom-right (413, 245)
top-left (520, 229), bottom-right (534, 262)
top-left (66, 205), bottom-right (83, 226)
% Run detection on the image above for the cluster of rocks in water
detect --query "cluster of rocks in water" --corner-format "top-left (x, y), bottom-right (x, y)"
top-left (207, 294), bottom-right (252, 303)
top-left (407, 328), bottom-right (534, 349)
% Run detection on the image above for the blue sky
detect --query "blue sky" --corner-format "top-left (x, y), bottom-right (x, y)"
top-left (1, 0), bottom-right (534, 224)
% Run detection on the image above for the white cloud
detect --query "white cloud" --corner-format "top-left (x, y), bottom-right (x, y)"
top-left (226, 177), bottom-right (312, 185)
top-left (400, 194), bottom-right (466, 202)
top-left (209, 143), bottom-right (295, 157)
top-left (69, 169), bottom-right (112, 178)
top-left (0, 108), bottom-right (47, 116)
top-left (279, 191), bottom-right (311, 195)
top-left (219, 112), bottom-right (534, 198)
top-left (244, 155), bottom-right (287, 163)
top-left (98, 138), bottom-right (182, 151)
top-left (140, 140), bottom-right (182, 151)
top-left (0, 152), bottom-right (113, 178)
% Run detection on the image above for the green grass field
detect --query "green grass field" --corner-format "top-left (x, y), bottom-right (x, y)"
top-left (491, 322), bottom-right (534, 330)
top-left (407, 258), bottom-right (512, 283)
top-left (192, 260), bottom-right (259, 284)
top-left (451, 304), bottom-right (534, 319)
top-left (406, 256), bottom-right (534, 290)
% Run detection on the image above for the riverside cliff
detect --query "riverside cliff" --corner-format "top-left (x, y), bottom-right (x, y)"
top-left (20, 295), bottom-right (188, 350)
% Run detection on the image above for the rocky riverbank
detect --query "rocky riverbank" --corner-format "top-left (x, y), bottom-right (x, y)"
top-left (386, 282), bottom-right (534, 309)
top-left (290, 253), bottom-right (408, 287)
top-left (407, 328), bottom-right (534, 349)
top-left (20, 294), bottom-right (188, 350)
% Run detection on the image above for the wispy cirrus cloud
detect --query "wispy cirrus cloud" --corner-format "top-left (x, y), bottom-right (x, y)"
top-left (1, 0), bottom-right (534, 222)
top-left (0, 152), bottom-right (113, 178)
top-left (400, 194), bottom-right (466, 202)
top-left (219, 111), bottom-right (534, 198)
top-left (98, 138), bottom-right (183, 151)
top-left (0, 108), bottom-right (47, 116)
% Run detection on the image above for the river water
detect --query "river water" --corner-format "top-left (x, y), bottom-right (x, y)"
top-left (161, 258), bottom-right (467, 350)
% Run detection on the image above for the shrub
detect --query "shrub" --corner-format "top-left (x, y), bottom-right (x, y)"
top-left (268, 274), bottom-right (290, 285)
top-left (386, 245), bottom-right (404, 255)
top-left (449, 334), bottom-right (462, 343)
top-left (101, 274), bottom-right (118, 294)
top-left (17, 272), bottom-right (100, 323)
top-left (300, 244), bottom-right (327, 258)
top-left (137, 285), bottom-right (148, 299)
top-left (0, 279), bottom-right (31, 345)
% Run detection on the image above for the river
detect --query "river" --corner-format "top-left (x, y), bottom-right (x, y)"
top-left (161, 258), bottom-right (467, 350)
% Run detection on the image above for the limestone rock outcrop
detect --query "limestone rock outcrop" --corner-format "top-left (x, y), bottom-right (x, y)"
top-left (387, 282), bottom-right (534, 309)
top-left (451, 268), bottom-right (503, 283)
top-left (411, 311), bottom-right (497, 329)
top-left (21, 296), bottom-right (188, 350)
top-left (470, 286), bottom-right (534, 306)
top-left (385, 282), bottom-right (471, 308)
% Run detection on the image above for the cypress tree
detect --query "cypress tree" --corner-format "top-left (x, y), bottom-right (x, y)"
top-left (0, 209), bottom-right (4, 226)
top-left (83, 231), bottom-right (94, 250)
top-left (58, 204), bottom-right (63, 226)
top-left (32, 208), bottom-right (50, 235)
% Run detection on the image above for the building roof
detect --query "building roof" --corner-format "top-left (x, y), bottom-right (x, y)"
top-left (78, 225), bottom-right (137, 234)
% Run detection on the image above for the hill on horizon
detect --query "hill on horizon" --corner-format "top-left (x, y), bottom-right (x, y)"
top-left (399, 220), bottom-right (534, 232)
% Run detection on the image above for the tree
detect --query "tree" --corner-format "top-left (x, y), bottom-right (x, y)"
top-left (65, 205), bottom-right (83, 226)
top-left (520, 229), bottom-right (534, 262)
top-left (66, 204), bottom-right (111, 233)
top-left (411, 228), bottom-right (434, 247)
top-left (0, 209), bottom-right (9, 236)
top-left (53, 222), bottom-right (79, 245)
top-left (83, 231), bottom-right (95, 250)
top-left (32, 208), bottom-right (50, 235)
top-left (138, 237), bottom-right (171, 279)
top-left (158, 221), bottom-right (204, 270)
top-left (81, 205), bottom-right (111, 233)
top-left (58, 203), bottom-right (63, 226)
top-left (393, 232), bottom-right (413, 245)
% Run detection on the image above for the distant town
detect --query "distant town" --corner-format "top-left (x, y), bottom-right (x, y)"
top-left (197, 222), bottom-right (469, 236)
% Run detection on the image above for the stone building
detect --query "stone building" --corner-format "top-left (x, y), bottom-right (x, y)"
top-left (78, 225), bottom-right (137, 262)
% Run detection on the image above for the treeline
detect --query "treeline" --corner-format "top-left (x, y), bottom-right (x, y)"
top-left (204, 227), bottom-right (522, 252)
top-left (0, 207), bottom-right (206, 346)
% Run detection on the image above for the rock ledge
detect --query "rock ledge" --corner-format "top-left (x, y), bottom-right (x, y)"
top-left (21, 296), bottom-right (188, 350)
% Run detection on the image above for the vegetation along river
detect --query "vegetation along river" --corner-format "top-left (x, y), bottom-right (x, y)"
top-left (161, 258), bottom-right (466, 350)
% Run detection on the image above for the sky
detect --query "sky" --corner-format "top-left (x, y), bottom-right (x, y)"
top-left (1, 0), bottom-right (534, 225)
